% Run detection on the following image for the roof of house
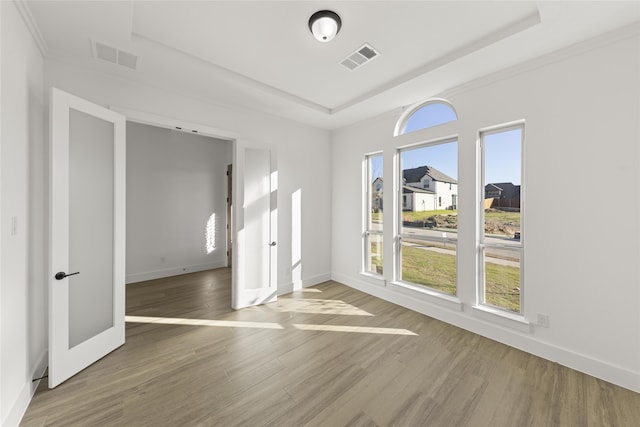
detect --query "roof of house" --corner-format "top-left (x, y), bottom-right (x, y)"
top-left (485, 182), bottom-right (520, 199)
top-left (402, 185), bottom-right (435, 194)
top-left (403, 166), bottom-right (457, 184)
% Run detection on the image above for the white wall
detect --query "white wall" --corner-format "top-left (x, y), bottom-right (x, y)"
top-left (126, 122), bottom-right (232, 283)
top-left (0, 2), bottom-right (48, 425)
top-left (332, 32), bottom-right (640, 392)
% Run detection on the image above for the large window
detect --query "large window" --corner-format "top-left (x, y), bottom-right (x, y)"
top-left (398, 139), bottom-right (458, 296)
top-left (365, 154), bottom-right (383, 275)
top-left (479, 125), bottom-right (524, 313)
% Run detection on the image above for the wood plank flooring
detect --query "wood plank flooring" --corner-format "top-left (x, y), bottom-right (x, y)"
top-left (21, 268), bottom-right (640, 426)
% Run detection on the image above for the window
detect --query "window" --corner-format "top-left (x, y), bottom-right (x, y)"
top-left (395, 100), bottom-right (457, 136)
top-left (365, 154), bottom-right (384, 275)
top-left (479, 125), bottom-right (524, 313)
top-left (398, 139), bottom-right (458, 296)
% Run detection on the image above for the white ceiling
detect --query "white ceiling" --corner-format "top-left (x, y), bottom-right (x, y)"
top-left (25, 1), bottom-right (640, 130)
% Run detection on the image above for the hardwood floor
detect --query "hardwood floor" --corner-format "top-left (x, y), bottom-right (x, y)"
top-left (21, 268), bottom-right (640, 426)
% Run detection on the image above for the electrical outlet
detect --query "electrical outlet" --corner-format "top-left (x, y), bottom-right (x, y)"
top-left (537, 313), bottom-right (550, 328)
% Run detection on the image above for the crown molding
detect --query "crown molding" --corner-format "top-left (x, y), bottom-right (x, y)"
top-left (440, 20), bottom-right (640, 102)
top-left (14, 0), bottom-right (49, 57)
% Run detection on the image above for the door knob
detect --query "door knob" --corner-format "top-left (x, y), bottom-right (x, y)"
top-left (269, 242), bottom-right (277, 246)
top-left (55, 271), bottom-right (80, 280)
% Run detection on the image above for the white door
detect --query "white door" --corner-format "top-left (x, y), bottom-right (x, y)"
top-left (232, 144), bottom-right (277, 309)
top-left (49, 88), bottom-right (126, 388)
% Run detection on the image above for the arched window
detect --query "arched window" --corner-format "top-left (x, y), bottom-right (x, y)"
top-left (393, 98), bottom-right (459, 297)
top-left (394, 99), bottom-right (458, 136)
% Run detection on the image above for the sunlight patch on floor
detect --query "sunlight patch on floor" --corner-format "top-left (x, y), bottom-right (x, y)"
top-left (125, 316), bottom-right (417, 335)
top-left (294, 288), bottom-right (322, 293)
top-left (272, 299), bottom-right (374, 316)
top-left (125, 315), bottom-right (284, 329)
top-left (292, 323), bottom-right (418, 336)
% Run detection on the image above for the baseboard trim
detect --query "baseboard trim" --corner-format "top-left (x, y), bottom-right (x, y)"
top-left (3, 350), bottom-right (48, 427)
top-left (126, 261), bottom-right (227, 284)
top-left (302, 272), bottom-right (331, 288)
top-left (278, 272), bottom-right (332, 296)
top-left (278, 282), bottom-right (294, 296)
top-left (331, 272), bottom-right (640, 393)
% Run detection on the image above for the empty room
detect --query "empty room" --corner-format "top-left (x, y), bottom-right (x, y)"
top-left (1, 1), bottom-right (639, 426)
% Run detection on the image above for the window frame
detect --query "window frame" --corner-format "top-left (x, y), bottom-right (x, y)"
top-left (394, 98), bottom-right (458, 136)
top-left (478, 122), bottom-right (525, 315)
top-left (395, 136), bottom-right (459, 297)
top-left (364, 153), bottom-right (384, 277)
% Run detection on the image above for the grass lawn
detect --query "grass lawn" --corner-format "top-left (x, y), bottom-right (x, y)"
top-left (484, 261), bottom-right (520, 312)
top-left (374, 209), bottom-right (520, 235)
top-left (400, 244), bottom-right (520, 312)
top-left (401, 245), bottom-right (456, 296)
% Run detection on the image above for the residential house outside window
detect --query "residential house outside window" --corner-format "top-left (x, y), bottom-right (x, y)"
top-left (479, 124), bottom-right (524, 313)
top-left (398, 140), bottom-right (458, 296)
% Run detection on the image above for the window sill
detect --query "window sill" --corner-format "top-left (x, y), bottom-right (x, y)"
top-left (472, 305), bottom-right (531, 333)
top-left (389, 281), bottom-right (463, 312)
top-left (359, 272), bottom-right (386, 286)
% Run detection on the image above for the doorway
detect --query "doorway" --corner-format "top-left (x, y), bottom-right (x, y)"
top-left (115, 108), bottom-right (277, 310)
top-left (125, 121), bottom-right (233, 285)
top-left (48, 94), bottom-right (277, 388)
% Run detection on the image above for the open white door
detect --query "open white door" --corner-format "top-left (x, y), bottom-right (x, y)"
top-left (49, 88), bottom-right (126, 388)
top-left (232, 143), bottom-right (277, 309)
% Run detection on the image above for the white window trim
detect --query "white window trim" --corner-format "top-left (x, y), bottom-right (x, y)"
top-left (360, 269), bottom-right (387, 286)
top-left (394, 98), bottom-right (459, 136)
top-left (363, 153), bottom-right (384, 278)
top-left (471, 304), bottom-right (531, 333)
top-left (389, 279), bottom-right (463, 312)
top-left (478, 121), bottom-right (526, 320)
top-left (396, 137), bottom-right (460, 305)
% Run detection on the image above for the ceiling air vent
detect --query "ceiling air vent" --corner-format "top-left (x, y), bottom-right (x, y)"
top-left (340, 43), bottom-right (380, 71)
top-left (92, 40), bottom-right (139, 71)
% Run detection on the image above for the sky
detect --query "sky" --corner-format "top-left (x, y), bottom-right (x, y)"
top-left (401, 142), bottom-right (457, 181)
top-left (483, 128), bottom-right (522, 185)
top-left (370, 103), bottom-right (521, 185)
top-left (404, 102), bottom-right (456, 133)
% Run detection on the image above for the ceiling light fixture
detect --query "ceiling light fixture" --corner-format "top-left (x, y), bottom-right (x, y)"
top-left (308, 10), bottom-right (342, 43)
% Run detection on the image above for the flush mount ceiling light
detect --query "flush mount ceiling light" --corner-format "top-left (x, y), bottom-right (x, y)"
top-left (308, 10), bottom-right (342, 43)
